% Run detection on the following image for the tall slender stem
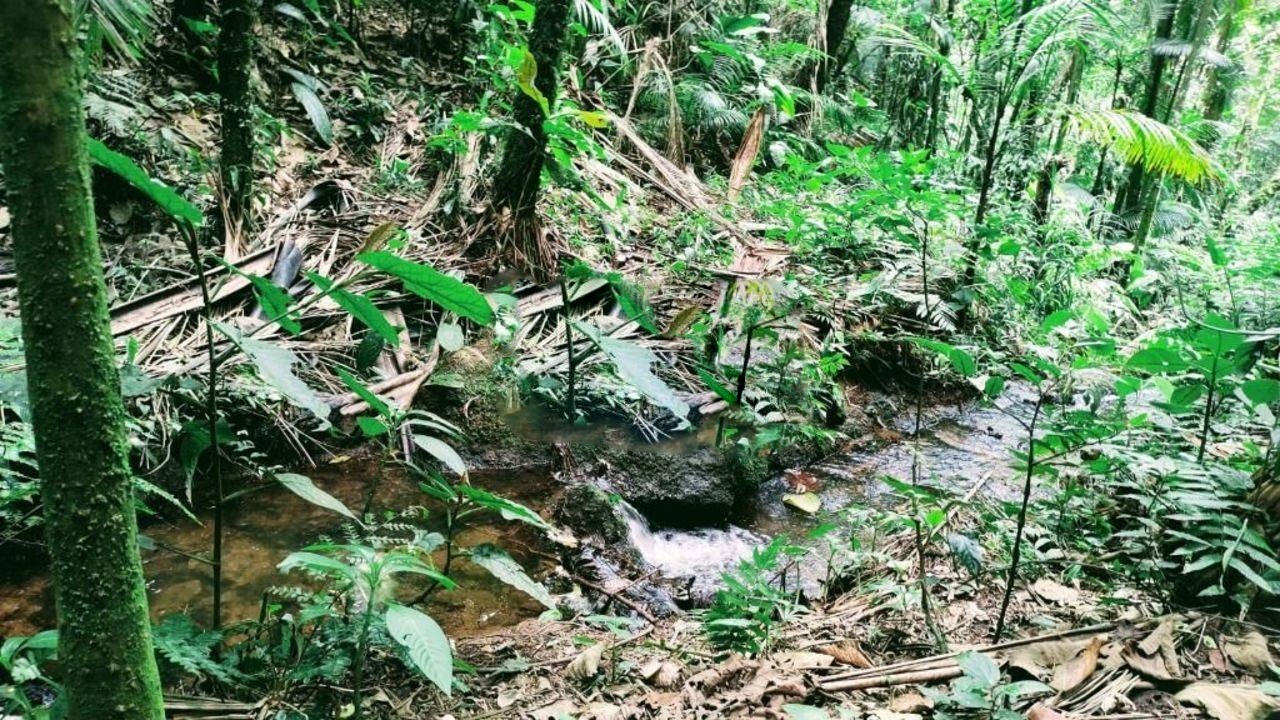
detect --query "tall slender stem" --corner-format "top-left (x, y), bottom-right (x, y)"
top-left (1198, 335), bottom-right (1222, 464)
top-left (182, 224), bottom-right (226, 632)
top-left (560, 279), bottom-right (576, 418)
top-left (717, 325), bottom-right (757, 446)
top-left (351, 572), bottom-right (380, 720)
top-left (994, 392), bottom-right (1044, 641)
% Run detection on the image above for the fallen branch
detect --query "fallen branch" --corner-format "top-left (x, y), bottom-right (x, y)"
top-left (574, 574), bottom-right (658, 624)
top-left (109, 244), bottom-right (277, 336)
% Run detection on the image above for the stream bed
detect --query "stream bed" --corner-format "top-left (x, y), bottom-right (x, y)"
top-left (0, 389), bottom-right (1028, 639)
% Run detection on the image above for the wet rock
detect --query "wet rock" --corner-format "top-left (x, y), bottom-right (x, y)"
top-left (575, 546), bottom-right (680, 619)
top-left (586, 446), bottom-right (737, 528)
top-left (556, 484), bottom-right (630, 545)
top-left (416, 342), bottom-right (550, 470)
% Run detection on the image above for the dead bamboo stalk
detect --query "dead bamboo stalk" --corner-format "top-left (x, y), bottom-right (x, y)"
top-left (820, 663), bottom-right (964, 692)
top-left (818, 621), bottom-right (1121, 683)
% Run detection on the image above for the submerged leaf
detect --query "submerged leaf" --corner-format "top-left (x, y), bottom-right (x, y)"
top-left (467, 543), bottom-right (555, 608)
top-left (413, 435), bottom-right (467, 476)
top-left (276, 473), bottom-right (358, 522)
top-left (783, 492), bottom-right (821, 515)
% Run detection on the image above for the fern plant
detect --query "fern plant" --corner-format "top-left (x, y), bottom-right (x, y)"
top-left (701, 536), bottom-right (807, 654)
top-left (1067, 107), bottom-right (1221, 184)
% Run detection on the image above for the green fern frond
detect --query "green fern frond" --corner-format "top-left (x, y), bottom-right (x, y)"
top-left (868, 23), bottom-right (971, 97)
top-left (572, 0), bottom-right (625, 56)
top-left (78, 0), bottom-right (155, 60)
top-left (1067, 107), bottom-right (1221, 184)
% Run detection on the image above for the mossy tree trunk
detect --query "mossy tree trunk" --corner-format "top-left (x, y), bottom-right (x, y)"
top-left (815, 0), bottom-right (855, 93)
top-left (219, 0), bottom-right (258, 237)
top-left (0, 1), bottom-right (166, 719)
top-left (490, 0), bottom-right (572, 276)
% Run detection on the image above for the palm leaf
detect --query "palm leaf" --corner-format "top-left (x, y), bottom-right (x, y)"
top-left (573, 0), bottom-right (625, 56)
top-left (80, 0), bottom-right (155, 60)
top-left (1067, 107), bottom-right (1221, 184)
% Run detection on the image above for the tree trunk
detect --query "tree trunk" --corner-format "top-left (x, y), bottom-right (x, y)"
top-left (218, 0), bottom-right (258, 238)
top-left (1116, 0), bottom-right (1180, 219)
top-left (0, 2), bottom-right (166, 719)
top-left (1203, 0), bottom-right (1242, 122)
top-left (923, 0), bottom-right (954, 152)
top-left (493, 0), bottom-right (572, 217)
top-left (816, 0), bottom-right (856, 93)
top-left (490, 0), bottom-right (572, 275)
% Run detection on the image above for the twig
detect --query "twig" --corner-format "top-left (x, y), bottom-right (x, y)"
top-left (574, 574), bottom-right (658, 623)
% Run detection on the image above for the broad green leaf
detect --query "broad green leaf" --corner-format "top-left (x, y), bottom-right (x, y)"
top-left (357, 416), bottom-right (389, 437)
top-left (358, 252), bottom-right (494, 326)
top-left (87, 138), bottom-right (203, 227)
top-left (576, 110), bottom-right (609, 128)
top-left (511, 46), bottom-right (549, 115)
top-left (573, 322), bottom-right (690, 421)
top-left (1127, 346), bottom-right (1187, 374)
top-left (278, 551), bottom-right (358, 583)
top-left (413, 435), bottom-right (467, 476)
top-left (337, 367), bottom-right (392, 419)
top-left (467, 543), bottom-right (555, 608)
top-left (947, 533), bottom-right (983, 575)
top-left (307, 273), bottom-right (401, 347)
top-left (910, 338), bottom-right (976, 377)
top-left (1206, 237), bottom-right (1228, 268)
top-left (247, 274), bottom-right (301, 334)
top-left (1040, 309), bottom-right (1074, 334)
top-left (220, 325), bottom-right (331, 427)
top-left (385, 604), bottom-right (452, 695)
top-left (456, 485), bottom-right (551, 530)
top-left (611, 281), bottom-right (659, 334)
top-left (178, 418), bottom-right (235, 495)
top-left (284, 70), bottom-right (333, 144)
top-left (697, 366), bottom-right (737, 404)
top-left (276, 472), bottom-right (358, 522)
top-left (1242, 379), bottom-right (1280, 407)
top-left (956, 651), bottom-right (1000, 687)
top-left (924, 508), bottom-right (946, 529)
top-left (437, 322), bottom-right (464, 352)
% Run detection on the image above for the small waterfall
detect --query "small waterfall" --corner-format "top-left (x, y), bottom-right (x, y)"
top-left (616, 499), bottom-right (767, 590)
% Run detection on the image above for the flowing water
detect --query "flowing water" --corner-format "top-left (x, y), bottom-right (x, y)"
top-left (616, 500), bottom-right (767, 599)
top-left (0, 389), bottom-right (1029, 639)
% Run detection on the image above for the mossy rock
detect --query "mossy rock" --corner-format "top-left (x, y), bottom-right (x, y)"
top-left (416, 343), bottom-right (547, 469)
top-left (556, 484), bottom-right (630, 545)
